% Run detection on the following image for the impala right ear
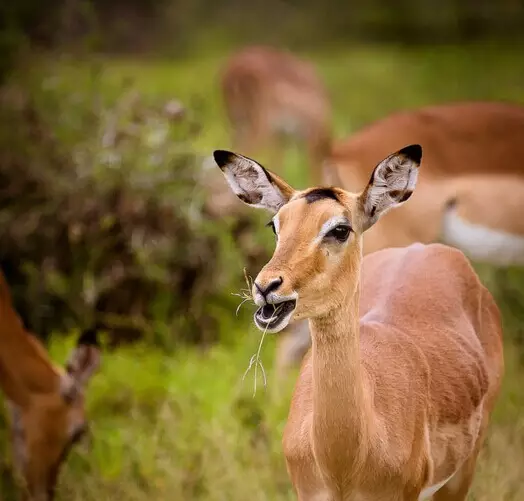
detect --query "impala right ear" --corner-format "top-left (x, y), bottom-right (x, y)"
top-left (213, 150), bottom-right (296, 213)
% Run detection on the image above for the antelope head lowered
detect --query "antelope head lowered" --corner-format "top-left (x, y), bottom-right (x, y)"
top-left (0, 270), bottom-right (101, 501)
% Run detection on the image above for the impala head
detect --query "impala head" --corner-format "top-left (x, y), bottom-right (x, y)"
top-left (8, 329), bottom-right (100, 501)
top-left (214, 145), bottom-right (421, 332)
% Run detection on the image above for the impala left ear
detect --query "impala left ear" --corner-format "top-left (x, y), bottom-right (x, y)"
top-left (61, 328), bottom-right (101, 401)
top-left (357, 144), bottom-right (422, 231)
top-left (213, 150), bottom-right (296, 213)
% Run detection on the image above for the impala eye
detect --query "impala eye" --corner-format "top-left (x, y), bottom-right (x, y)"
top-left (325, 225), bottom-right (351, 243)
top-left (266, 220), bottom-right (276, 235)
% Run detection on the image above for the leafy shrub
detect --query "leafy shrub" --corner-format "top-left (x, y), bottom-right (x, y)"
top-left (0, 68), bottom-right (268, 346)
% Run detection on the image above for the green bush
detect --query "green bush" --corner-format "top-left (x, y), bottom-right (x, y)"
top-left (0, 64), bottom-right (269, 346)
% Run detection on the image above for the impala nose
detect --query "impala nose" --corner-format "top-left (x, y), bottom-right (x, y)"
top-left (254, 276), bottom-right (283, 301)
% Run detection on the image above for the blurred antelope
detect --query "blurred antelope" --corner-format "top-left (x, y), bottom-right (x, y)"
top-left (278, 101), bottom-right (524, 376)
top-left (0, 269), bottom-right (100, 500)
top-left (221, 46), bottom-right (331, 184)
top-left (213, 146), bottom-right (504, 500)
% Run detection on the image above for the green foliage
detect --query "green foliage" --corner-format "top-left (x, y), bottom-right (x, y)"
top-left (0, 59), bottom-right (270, 345)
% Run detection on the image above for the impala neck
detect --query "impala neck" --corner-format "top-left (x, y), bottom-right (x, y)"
top-left (308, 255), bottom-right (372, 481)
top-left (0, 282), bottom-right (60, 408)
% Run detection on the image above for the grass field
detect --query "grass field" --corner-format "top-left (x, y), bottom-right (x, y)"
top-left (2, 42), bottom-right (524, 500)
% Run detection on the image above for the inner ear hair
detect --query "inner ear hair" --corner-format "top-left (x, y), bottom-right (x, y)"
top-left (62, 327), bottom-right (102, 398)
top-left (60, 373), bottom-right (80, 403)
top-left (359, 144), bottom-right (422, 230)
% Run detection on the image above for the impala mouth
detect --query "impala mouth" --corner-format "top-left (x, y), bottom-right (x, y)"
top-left (254, 300), bottom-right (296, 333)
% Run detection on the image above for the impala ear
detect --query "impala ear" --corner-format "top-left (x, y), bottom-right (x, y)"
top-left (213, 150), bottom-right (296, 213)
top-left (61, 328), bottom-right (101, 402)
top-left (357, 144), bottom-right (422, 231)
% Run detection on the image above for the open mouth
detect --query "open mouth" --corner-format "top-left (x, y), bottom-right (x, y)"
top-left (254, 300), bottom-right (296, 333)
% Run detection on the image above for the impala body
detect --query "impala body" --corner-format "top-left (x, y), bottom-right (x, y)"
top-left (0, 269), bottom-right (100, 500)
top-left (221, 46), bottom-right (331, 183)
top-left (214, 146), bottom-right (504, 501)
top-left (279, 101), bottom-right (524, 376)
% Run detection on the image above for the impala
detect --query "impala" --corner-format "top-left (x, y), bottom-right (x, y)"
top-left (278, 100), bottom-right (524, 377)
top-left (0, 269), bottom-right (100, 501)
top-left (213, 146), bottom-right (504, 500)
top-left (220, 45), bottom-right (331, 183)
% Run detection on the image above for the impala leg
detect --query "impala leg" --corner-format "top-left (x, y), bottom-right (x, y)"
top-left (432, 455), bottom-right (479, 501)
top-left (433, 426), bottom-right (488, 501)
top-left (433, 411), bottom-right (491, 501)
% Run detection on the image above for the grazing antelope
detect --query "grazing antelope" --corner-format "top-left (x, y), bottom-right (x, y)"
top-left (213, 146), bottom-right (504, 501)
top-left (0, 269), bottom-right (100, 500)
top-left (221, 46), bottom-right (331, 184)
top-left (280, 101), bottom-right (524, 377)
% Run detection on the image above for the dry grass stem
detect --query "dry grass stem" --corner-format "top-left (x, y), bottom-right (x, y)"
top-left (242, 303), bottom-right (283, 397)
top-left (231, 268), bottom-right (255, 316)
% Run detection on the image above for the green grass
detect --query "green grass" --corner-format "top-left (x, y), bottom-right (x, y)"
top-left (3, 42), bottom-right (524, 499)
top-left (42, 330), bottom-right (524, 500)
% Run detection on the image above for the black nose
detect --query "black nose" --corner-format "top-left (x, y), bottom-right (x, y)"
top-left (255, 277), bottom-right (283, 298)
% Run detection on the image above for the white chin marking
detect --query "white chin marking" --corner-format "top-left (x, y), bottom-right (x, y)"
top-left (254, 314), bottom-right (292, 334)
top-left (442, 204), bottom-right (524, 266)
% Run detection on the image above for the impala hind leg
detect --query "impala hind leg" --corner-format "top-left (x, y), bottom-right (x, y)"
top-left (432, 451), bottom-right (481, 501)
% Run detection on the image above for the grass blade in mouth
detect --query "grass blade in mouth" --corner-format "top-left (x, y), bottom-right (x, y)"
top-left (242, 304), bottom-right (283, 397)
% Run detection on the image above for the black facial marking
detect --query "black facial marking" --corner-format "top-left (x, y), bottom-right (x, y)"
top-left (303, 188), bottom-right (339, 204)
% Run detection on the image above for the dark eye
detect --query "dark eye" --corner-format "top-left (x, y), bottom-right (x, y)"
top-left (325, 225), bottom-right (351, 243)
top-left (266, 220), bottom-right (276, 235)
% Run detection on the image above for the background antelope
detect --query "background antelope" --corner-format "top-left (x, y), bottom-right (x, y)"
top-left (213, 146), bottom-right (504, 501)
top-left (221, 45), bottom-right (332, 184)
top-left (0, 269), bottom-right (100, 501)
top-left (276, 100), bottom-right (524, 376)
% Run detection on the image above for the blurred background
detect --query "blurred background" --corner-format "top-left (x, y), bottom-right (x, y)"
top-left (1, 0), bottom-right (524, 499)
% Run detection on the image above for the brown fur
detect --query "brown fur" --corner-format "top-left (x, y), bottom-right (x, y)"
top-left (328, 101), bottom-right (524, 250)
top-left (214, 148), bottom-right (505, 501)
top-left (277, 101), bottom-right (524, 379)
top-left (278, 214), bottom-right (503, 500)
top-left (221, 46), bottom-right (332, 183)
top-left (0, 271), bottom-right (100, 501)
